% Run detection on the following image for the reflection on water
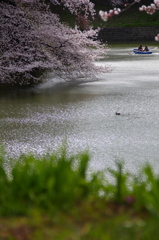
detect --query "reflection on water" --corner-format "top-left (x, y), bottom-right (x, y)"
top-left (1, 43), bottom-right (159, 173)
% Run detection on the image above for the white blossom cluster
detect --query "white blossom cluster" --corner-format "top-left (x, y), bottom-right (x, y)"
top-left (99, 8), bottom-right (121, 21)
top-left (139, 0), bottom-right (159, 40)
top-left (139, 0), bottom-right (159, 14)
top-left (50, 0), bottom-right (96, 17)
top-left (0, 0), bottom-right (108, 86)
top-left (99, 0), bottom-right (142, 22)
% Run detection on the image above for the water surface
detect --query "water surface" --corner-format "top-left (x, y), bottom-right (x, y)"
top-left (1, 43), bottom-right (159, 173)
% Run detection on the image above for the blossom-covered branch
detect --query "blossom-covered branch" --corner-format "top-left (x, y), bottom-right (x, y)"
top-left (99, 0), bottom-right (140, 22)
top-left (139, 0), bottom-right (159, 15)
top-left (50, 0), bottom-right (96, 18)
top-left (99, 0), bottom-right (159, 41)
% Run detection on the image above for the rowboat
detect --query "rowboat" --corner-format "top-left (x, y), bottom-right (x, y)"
top-left (133, 49), bottom-right (152, 54)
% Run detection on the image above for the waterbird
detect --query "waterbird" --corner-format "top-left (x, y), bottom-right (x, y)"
top-left (115, 112), bottom-right (121, 115)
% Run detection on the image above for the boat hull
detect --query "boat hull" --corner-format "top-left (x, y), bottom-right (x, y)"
top-left (133, 49), bottom-right (152, 54)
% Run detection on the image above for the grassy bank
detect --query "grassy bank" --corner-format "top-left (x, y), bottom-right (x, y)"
top-left (1, 147), bottom-right (159, 239)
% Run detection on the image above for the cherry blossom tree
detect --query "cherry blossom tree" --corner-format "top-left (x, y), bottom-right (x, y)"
top-left (0, 0), bottom-right (108, 87)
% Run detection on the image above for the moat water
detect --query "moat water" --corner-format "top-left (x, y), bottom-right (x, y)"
top-left (1, 43), bottom-right (159, 173)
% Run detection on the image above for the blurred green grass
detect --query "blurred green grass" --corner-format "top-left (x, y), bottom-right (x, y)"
top-left (1, 147), bottom-right (159, 239)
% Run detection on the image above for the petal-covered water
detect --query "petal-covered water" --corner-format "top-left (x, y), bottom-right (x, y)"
top-left (1, 43), bottom-right (159, 173)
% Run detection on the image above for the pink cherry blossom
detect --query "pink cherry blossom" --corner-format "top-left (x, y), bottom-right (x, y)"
top-left (99, 7), bottom-right (121, 21)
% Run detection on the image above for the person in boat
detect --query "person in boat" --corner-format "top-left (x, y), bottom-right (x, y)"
top-left (138, 45), bottom-right (143, 51)
top-left (144, 46), bottom-right (149, 52)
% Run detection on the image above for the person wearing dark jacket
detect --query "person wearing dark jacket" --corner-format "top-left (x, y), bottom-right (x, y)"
top-left (144, 46), bottom-right (149, 52)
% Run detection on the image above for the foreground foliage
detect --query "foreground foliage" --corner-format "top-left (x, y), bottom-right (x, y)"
top-left (1, 148), bottom-right (159, 239)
